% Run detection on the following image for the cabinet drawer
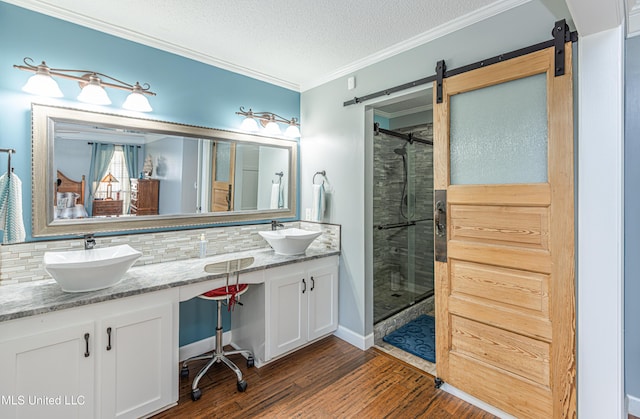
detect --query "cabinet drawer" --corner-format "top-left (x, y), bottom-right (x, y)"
top-left (92, 200), bottom-right (123, 216)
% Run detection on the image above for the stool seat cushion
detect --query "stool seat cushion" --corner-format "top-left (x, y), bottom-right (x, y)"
top-left (200, 283), bottom-right (248, 300)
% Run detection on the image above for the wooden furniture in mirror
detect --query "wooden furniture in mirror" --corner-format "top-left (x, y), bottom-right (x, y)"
top-left (130, 179), bottom-right (159, 216)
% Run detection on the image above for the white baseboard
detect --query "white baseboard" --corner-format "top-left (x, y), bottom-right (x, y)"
top-left (333, 325), bottom-right (374, 350)
top-left (628, 394), bottom-right (640, 416)
top-left (178, 331), bottom-right (232, 362)
top-left (441, 383), bottom-right (516, 419)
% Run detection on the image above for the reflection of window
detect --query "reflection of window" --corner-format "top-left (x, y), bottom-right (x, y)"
top-left (95, 146), bottom-right (131, 210)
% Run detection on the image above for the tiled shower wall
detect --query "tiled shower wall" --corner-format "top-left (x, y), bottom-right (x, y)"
top-left (373, 124), bottom-right (434, 322)
top-left (0, 221), bottom-right (340, 285)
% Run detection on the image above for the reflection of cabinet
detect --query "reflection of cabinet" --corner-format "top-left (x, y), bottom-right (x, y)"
top-left (231, 256), bottom-right (339, 365)
top-left (130, 179), bottom-right (159, 216)
top-left (93, 199), bottom-right (123, 217)
top-left (0, 290), bottom-right (178, 419)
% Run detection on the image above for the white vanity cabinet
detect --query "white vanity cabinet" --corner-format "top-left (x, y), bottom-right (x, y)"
top-left (98, 299), bottom-right (175, 419)
top-left (0, 319), bottom-right (96, 419)
top-left (268, 257), bottom-right (339, 359)
top-left (0, 289), bottom-right (178, 419)
top-left (232, 255), bottom-right (338, 364)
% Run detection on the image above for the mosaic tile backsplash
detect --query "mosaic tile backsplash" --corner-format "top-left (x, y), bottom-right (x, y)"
top-left (0, 221), bottom-right (340, 285)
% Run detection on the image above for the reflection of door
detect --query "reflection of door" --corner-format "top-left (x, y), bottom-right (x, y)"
top-left (434, 45), bottom-right (575, 418)
top-left (211, 142), bottom-right (236, 212)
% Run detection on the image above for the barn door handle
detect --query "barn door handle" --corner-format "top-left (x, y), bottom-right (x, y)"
top-left (434, 200), bottom-right (446, 237)
top-left (434, 190), bottom-right (447, 263)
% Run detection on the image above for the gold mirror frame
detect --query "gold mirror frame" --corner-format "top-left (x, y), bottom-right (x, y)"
top-left (31, 103), bottom-right (298, 237)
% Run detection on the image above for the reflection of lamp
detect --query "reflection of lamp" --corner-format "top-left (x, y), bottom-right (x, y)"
top-left (101, 172), bottom-right (119, 200)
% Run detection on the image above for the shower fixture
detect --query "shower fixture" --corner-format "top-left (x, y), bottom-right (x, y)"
top-left (396, 144), bottom-right (414, 220)
top-left (393, 147), bottom-right (406, 156)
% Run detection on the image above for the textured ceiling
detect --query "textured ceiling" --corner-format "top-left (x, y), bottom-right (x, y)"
top-left (6, 0), bottom-right (525, 91)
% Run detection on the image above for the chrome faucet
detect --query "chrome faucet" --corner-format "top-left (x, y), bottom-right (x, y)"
top-left (271, 220), bottom-right (285, 231)
top-left (84, 234), bottom-right (96, 250)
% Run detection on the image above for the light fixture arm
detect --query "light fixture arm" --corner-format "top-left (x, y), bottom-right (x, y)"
top-left (236, 106), bottom-right (298, 126)
top-left (14, 57), bottom-right (156, 96)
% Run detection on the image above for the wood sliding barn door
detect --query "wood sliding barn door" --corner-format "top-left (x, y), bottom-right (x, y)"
top-left (211, 142), bottom-right (236, 212)
top-left (434, 44), bottom-right (575, 418)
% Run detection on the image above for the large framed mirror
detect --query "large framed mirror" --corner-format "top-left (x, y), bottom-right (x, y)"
top-left (32, 104), bottom-right (297, 237)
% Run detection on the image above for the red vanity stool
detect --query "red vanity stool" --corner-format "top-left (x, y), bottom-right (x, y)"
top-left (180, 283), bottom-right (254, 400)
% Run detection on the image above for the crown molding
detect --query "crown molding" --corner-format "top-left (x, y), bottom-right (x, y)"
top-left (3, 0), bottom-right (300, 92)
top-left (300, 0), bottom-right (532, 92)
top-left (6, 0), bottom-right (533, 93)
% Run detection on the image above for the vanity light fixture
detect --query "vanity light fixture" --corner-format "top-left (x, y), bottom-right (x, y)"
top-left (14, 57), bottom-right (156, 112)
top-left (236, 106), bottom-right (300, 138)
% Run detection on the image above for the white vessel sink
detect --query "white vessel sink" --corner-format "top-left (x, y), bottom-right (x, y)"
top-left (259, 228), bottom-right (322, 256)
top-left (204, 256), bottom-right (255, 274)
top-left (44, 244), bottom-right (142, 293)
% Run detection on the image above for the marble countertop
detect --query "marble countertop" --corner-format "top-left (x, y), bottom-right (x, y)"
top-left (0, 247), bottom-right (340, 323)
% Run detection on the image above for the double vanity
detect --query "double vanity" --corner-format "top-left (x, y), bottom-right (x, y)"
top-left (0, 230), bottom-right (339, 419)
top-left (0, 103), bottom-right (339, 418)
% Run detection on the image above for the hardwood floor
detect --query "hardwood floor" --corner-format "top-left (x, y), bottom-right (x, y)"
top-left (153, 336), bottom-right (496, 418)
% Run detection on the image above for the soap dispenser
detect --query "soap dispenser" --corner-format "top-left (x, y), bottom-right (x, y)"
top-left (199, 234), bottom-right (207, 258)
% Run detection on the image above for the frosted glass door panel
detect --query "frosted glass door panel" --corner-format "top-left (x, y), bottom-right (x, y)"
top-left (450, 73), bottom-right (547, 185)
top-left (215, 142), bottom-right (231, 182)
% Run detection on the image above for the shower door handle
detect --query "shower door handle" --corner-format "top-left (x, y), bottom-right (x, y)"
top-left (434, 190), bottom-right (447, 262)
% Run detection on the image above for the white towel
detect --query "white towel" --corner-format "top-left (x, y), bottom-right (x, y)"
top-left (0, 172), bottom-right (26, 243)
top-left (270, 183), bottom-right (280, 209)
top-left (310, 184), bottom-right (325, 222)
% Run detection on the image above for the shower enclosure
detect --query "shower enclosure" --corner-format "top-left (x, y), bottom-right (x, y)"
top-left (373, 123), bottom-right (434, 323)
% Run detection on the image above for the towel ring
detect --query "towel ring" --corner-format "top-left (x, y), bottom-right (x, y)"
top-left (313, 170), bottom-right (326, 185)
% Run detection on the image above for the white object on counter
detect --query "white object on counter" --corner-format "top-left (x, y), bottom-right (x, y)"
top-left (199, 234), bottom-right (207, 258)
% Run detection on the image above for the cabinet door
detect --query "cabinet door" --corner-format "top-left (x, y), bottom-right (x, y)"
top-left (0, 322), bottom-right (95, 419)
top-left (269, 268), bottom-right (308, 359)
top-left (100, 303), bottom-right (173, 419)
top-left (307, 262), bottom-right (339, 342)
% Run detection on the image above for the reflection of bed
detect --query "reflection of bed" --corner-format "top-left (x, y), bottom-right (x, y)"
top-left (54, 170), bottom-right (88, 219)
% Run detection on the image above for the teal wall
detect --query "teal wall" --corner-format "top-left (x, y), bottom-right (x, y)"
top-left (373, 115), bottom-right (389, 129)
top-left (0, 2), bottom-right (299, 240)
top-left (0, 2), bottom-right (300, 346)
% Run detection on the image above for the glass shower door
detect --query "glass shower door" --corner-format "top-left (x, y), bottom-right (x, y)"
top-left (373, 127), bottom-right (434, 324)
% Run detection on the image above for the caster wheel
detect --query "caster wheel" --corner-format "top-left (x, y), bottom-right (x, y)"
top-left (247, 357), bottom-right (255, 368)
top-left (191, 388), bottom-right (202, 401)
top-left (237, 380), bottom-right (247, 392)
top-left (180, 366), bottom-right (189, 378)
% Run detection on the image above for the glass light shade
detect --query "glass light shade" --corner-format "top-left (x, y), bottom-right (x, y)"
top-left (240, 117), bottom-right (259, 132)
top-left (77, 76), bottom-right (111, 105)
top-left (123, 91), bottom-right (152, 112)
top-left (264, 120), bottom-right (281, 136)
top-left (22, 73), bottom-right (63, 97)
top-left (284, 124), bottom-right (300, 138)
top-left (101, 172), bottom-right (119, 183)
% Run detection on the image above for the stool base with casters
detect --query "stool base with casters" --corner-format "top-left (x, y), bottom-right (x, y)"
top-left (180, 284), bottom-right (254, 400)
